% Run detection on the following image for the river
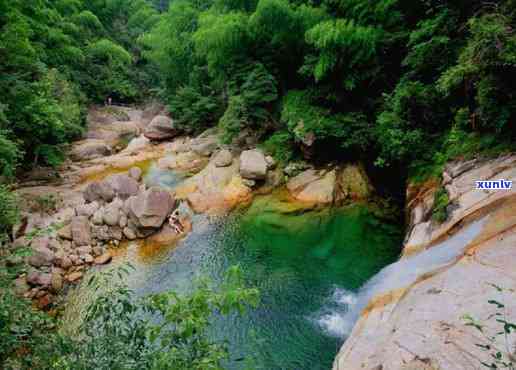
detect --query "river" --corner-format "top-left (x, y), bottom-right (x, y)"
top-left (65, 162), bottom-right (402, 369)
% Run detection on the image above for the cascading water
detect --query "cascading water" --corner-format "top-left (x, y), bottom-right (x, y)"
top-left (318, 216), bottom-right (488, 341)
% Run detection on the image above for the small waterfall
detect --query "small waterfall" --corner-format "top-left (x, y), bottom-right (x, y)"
top-left (317, 216), bottom-right (488, 339)
top-left (317, 287), bottom-right (359, 337)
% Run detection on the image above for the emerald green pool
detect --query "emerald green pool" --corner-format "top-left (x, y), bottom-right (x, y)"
top-left (115, 190), bottom-right (401, 369)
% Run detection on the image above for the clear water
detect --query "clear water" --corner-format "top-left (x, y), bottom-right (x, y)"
top-left (117, 192), bottom-right (401, 369)
top-left (66, 167), bottom-right (402, 370)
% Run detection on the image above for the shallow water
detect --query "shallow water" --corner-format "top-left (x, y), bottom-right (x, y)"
top-left (65, 168), bottom-right (402, 369)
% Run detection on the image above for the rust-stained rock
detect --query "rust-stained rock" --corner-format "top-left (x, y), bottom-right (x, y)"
top-left (94, 252), bottom-right (112, 265)
top-left (66, 271), bottom-right (83, 283)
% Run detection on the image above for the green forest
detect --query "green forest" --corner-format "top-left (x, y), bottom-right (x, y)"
top-left (1, 0), bottom-right (516, 368)
top-left (1, 0), bottom-right (515, 181)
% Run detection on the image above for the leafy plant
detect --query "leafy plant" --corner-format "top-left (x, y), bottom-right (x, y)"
top-left (462, 283), bottom-right (516, 369)
top-left (432, 186), bottom-right (449, 223)
top-left (33, 193), bottom-right (60, 214)
top-left (55, 265), bottom-right (259, 370)
top-left (0, 263), bottom-right (259, 370)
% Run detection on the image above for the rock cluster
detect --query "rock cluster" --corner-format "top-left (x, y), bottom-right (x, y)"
top-left (173, 144), bottom-right (281, 213)
top-left (14, 166), bottom-right (177, 309)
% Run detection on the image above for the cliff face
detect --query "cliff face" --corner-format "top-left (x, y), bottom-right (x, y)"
top-left (333, 154), bottom-right (516, 370)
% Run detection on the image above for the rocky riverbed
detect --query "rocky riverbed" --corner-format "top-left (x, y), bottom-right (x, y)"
top-left (8, 103), bottom-right (514, 369)
top-left (10, 104), bottom-right (376, 311)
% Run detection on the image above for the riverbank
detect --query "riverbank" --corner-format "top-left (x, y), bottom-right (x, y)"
top-left (2, 103), bottom-right (404, 369)
top-left (333, 154), bottom-right (516, 370)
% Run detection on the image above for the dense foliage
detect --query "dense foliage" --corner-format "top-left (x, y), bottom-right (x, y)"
top-left (2, 0), bottom-right (514, 176)
top-left (0, 0), bottom-right (159, 170)
top-left (140, 0), bottom-right (515, 174)
top-left (0, 264), bottom-right (259, 369)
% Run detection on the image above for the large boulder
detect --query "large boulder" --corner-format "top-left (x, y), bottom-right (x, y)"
top-left (102, 198), bottom-right (123, 226)
top-left (27, 270), bottom-right (52, 287)
top-left (84, 181), bottom-right (115, 203)
top-left (214, 149), bottom-right (233, 167)
top-left (239, 149), bottom-right (268, 180)
top-left (76, 201), bottom-right (100, 218)
top-left (141, 102), bottom-right (165, 127)
top-left (338, 163), bottom-right (373, 200)
top-left (124, 135), bottom-right (150, 153)
top-left (144, 115), bottom-right (178, 141)
top-left (174, 161), bottom-right (251, 213)
top-left (128, 187), bottom-right (175, 229)
top-left (105, 174), bottom-right (139, 200)
top-left (71, 216), bottom-right (92, 246)
top-left (286, 169), bottom-right (321, 194)
top-left (70, 139), bottom-right (111, 161)
top-left (294, 170), bottom-right (336, 204)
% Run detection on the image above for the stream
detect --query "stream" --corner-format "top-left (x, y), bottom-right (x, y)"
top-left (65, 161), bottom-right (402, 369)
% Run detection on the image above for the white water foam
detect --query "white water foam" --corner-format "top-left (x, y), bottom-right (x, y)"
top-left (317, 288), bottom-right (358, 337)
top-left (316, 216), bottom-right (488, 339)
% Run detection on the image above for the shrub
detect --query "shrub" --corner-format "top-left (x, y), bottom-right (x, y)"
top-left (281, 90), bottom-right (373, 152)
top-left (170, 85), bottom-right (221, 133)
top-left (432, 186), bottom-right (449, 223)
top-left (262, 130), bottom-right (296, 164)
top-left (218, 95), bottom-right (248, 144)
top-left (0, 185), bottom-right (19, 240)
top-left (0, 130), bottom-right (22, 179)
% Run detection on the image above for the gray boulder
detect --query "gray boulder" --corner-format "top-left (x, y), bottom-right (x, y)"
top-left (57, 224), bottom-right (73, 240)
top-left (71, 216), bottom-right (92, 246)
top-left (105, 174), bottom-right (139, 200)
top-left (91, 209), bottom-right (104, 225)
top-left (76, 201), bottom-right (99, 218)
top-left (128, 187), bottom-right (175, 229)
top-left (70, 140), bottom-right (111, 161)
top-left (123, 227), bottom-right (137, 240)
top-left (102, 198), bottom-right (123, 226)
top-left (239, 149), bottom-right (268, 180)
top-left (144, 115), bottom-right (178, 141)
top-left (27, 270), bottom-right (52, 287)
top-left (84, 181), bottom-right (115, 203)
top-left (28, 247), bottom-right (55, 267)
top-left (214, 149), bottom-right (233, 167)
